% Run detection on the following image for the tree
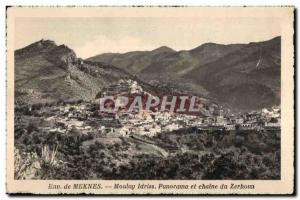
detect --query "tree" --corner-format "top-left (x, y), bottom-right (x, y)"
top-left (270, 118), bottom-right (278, 123)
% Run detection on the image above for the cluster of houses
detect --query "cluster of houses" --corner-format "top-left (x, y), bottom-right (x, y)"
top-left (41, 99), bottom-right (280, 139)
top-left (39, 79), bottom-right (280, 138)
top-left (114, 105), bottom-right (281, 136)
top-left (101, 79), bottom-right (143, 96)
top-left (194, 106), bottom-right (281, 131)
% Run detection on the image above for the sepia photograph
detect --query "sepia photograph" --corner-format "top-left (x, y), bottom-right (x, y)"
top-left (6, 6), bottom-right (294, 195)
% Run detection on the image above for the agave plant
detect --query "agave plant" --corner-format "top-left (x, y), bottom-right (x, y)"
top-left (41, 145), bottom-right (59, 167)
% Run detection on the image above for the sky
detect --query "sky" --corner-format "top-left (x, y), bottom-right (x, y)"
top-left (14, 17), bottom-right (281, 59)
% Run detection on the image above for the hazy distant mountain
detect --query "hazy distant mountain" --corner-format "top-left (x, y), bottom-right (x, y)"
top-left (88, 37), bottom-right (281, 111)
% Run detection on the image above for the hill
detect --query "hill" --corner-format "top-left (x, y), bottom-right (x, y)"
top-left (88, 37), bottom-right (281, 111)
top-left (15, 39), bottom-right (135, 104)
top-left (15, 40), bottom-right (192, 105)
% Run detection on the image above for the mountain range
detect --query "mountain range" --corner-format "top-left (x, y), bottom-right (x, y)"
top-left (14, 39), bottom-right (185, 106)
top-left (88, 37), bottom-right (281, 111)
top-left (15, 37), bottom-right (280, 112)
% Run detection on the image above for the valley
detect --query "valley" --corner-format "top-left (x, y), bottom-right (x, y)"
top-left (14, 37), bottom-right (281, 180)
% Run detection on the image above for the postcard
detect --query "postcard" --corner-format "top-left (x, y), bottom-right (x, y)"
top-left (6, 6), bottom-right (294, 195)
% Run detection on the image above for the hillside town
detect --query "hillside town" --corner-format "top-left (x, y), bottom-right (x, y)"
top-left (96, 79), bottom-right (281, 136)
top-left (12, 31), bottom-right (283, 182)
top-left (13, 36), bottom-right (283, 181)
top-left (16, 79), bottom-right (281, 140)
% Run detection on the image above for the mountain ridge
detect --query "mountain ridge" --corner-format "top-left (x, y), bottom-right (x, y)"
top-left (14, 39), bottom-right (191, 106)
top-left (87, 36), bottom-right (281, 112)
top-left (15, 37), bottom-right (280, 112)
top-left (15, 39), bottom-right (135, 104)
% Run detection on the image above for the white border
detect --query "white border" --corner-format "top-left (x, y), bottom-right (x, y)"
top-left (0, 0), bottom-right (298, 199)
